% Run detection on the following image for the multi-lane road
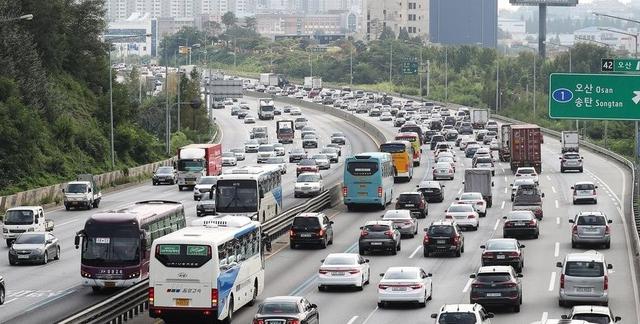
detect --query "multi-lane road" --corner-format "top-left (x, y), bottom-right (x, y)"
top-left (0, 96), bottom-right (379, 323)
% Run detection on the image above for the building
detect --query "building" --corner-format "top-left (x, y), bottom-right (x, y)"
top-left (106, 13), bottom-right (159, 57)
top-left (498, 18), bottom-right (526, 42)
top-left (104, 0), bottom-right (256, 21)
top-left (256, 13), bottom-right (348, 37)
top-left (429, 0), bottom-right (497, 48)
top-left (360, 0), bottom-right (428, 41)
top-left (574, 26), bottom-right (637, 53)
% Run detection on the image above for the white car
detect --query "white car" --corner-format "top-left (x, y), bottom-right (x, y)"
top-left (311, 154), bottom-right (330, 170)
top-left (193, 176), bottom-right (218, 200)
top-left (456, 192), bottom-right (487, 217)
top-left (459, 138), bottom-right (475, 150)
top-left (377, 266), bottom-right (433, 308)
top-left (318, 253), bottom-right (370, 291)
top-left (515, 167), bottom-right (539, 184)
top-left (445, 203), bottom-right (479, 230)
top-left (257, 144), bottom-right (276, 163)
top-left (381, 209), bottom-right (418, 237)
top-left (431, 304), bottom-right (494, 323)
top-left (294, 172), bottom-right (324, 197)
top-left (290, 107), bottom-right (302, 115)
top-left (264, 156), bottom-right (287, 174)
top-left (379, 112), bottom-right (393, 121)
top-left (221, 152), bottom-right (238, 166)
top-left (572, 181), bottom-right (598, 204)
top-left (490, 138), bottom-right (499, 151)
top-left (320, 148), bottom-right (339, 163)
top-left (562, 305), bottom-right (621, 323)
top-left (273, 143), bottom-right (285, 156)
top-left (473, 156), bottom-right (495, 176)
top-left (432, 162), bottom-right (454, 180)
top-left (230, 148), bottom-right (245, 161)
top-left (244, 139), bottom-right (259, 153)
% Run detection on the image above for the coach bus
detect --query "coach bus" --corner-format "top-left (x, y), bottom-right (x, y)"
top-left (343, 152), bottom-right (394, 211)
top-left (379, 140), bottom-right (414, 182)
top-left (149, 215), bottom-right (265, 323)
top-left (74, 200), bottom-right (186, 292)
top-left (215, 165), bottom-right (282, 223)
top-left (395, 132), bottom-right (422, 166)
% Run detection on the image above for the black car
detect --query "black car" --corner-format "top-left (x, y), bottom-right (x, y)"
top-left (289, 213), bottom-right (334, 249)
top-left (430, 120), bottom-right (443, 131)
top-left (503, 211), bottom-right (539, 239)
top-left (459, 123), bottom-right (473, 135)
top-left (480, 239), bottom-right (525, 273)
top-left (0, 274), bottom-right (4, 305)
top-left (423, 220), bottom-right (464, 257)
top-left (254, 296), bottom-right (319, 324)
top-left (424, 130), bottom-right (438, 143)
top-left (152, 166), bottom-right (176, 185)
top-left (470, 266), bottom-right (523, 313)
top-left (416, 180), bottom-right (445, 202)
top-left (395, 192), bottom-right (428, 219)
top-left (430, 135), bottom-right (446, 150)
top-left (330, 132), bottom-right (346, 145)
top-left (359, 221), bottom-right (401, 255)
top-left (465, 145), bottom-right (480, 158)
top-left (289, 148), bottom-right (307, 163)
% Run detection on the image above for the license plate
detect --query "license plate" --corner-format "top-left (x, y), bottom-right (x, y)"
top-left (332, 272), bottom-right (345, 276)
top-left (104, 281), bottom-right (116, 288)
top-left (515, 223), bottom-right (526, 226)
top-left (358, 192), bottom-right (368, 196)
top-left (371, 242), bottom-right (382, 246)
top-left (392, 287), bottom-right (406, 291)
top-left (18, 255), bottom-right (29, 259)
top-left (300, 233), bottom-right (312, 237)
top-left (175, 298), bottom-right (190, 306)
top-left (486, 292), bottom-right (501, 297)
top-left (437, 240), bottom-right (446, 244)
top-left (585, 228), bottom-right (599, 233)
top-left (496, 255), bottom-right (506, 259)
top-left (404, 204), bottom-right (415, 207)
top-left (577, 287), bottom-right (593, 293)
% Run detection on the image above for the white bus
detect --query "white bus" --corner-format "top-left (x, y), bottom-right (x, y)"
top-left (215, 165), bottom-right (282, 223)
top-left (149, 216), bottom-right (265, 323)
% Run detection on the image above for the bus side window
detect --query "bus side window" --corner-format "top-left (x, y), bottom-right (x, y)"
top-left (218, 244), bottom-right (227, 269)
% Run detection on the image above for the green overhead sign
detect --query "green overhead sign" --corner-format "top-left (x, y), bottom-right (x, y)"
top-left (549, 73), bottom-right (640, 120)
top-left (402, 61), bottom-right (418, 75)
top-left (601, 58), bottom-right (640, 72)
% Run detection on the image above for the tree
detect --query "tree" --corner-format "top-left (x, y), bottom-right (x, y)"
top-left (222, 11), bottom-right (237, 29)
top-left (398, 27), bottom-right (410, 41)
top-left (379, 26), bottom-right (396, 41)
top-left (244, 16), bottom-right (257, 31)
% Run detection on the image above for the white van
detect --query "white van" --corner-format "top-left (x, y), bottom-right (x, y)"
top-left (556, 250), bottom-right (612, 307)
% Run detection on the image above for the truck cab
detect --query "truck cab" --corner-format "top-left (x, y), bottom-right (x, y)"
top-left (2, 206), bottom-right (54, 246)
top-left (63, 174), bottom-right (102, 211)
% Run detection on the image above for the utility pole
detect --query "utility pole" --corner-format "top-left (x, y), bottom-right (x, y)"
top-left (419, 46), bottom-right (423, 99)
top-left (445, 47), bottom-right (448, 101)
top-left (233, 37), bottom-right (237, 69)
top-left (495, 57), bottom-right (499, 112)
top-left (533, 53), bottom-right (537, 117)
top-left (350, 46), bottom-right (353, 86)
top-left (426, 60), bottom-right (430, 97)
top-left (389, 43), bottom-right (393, 84)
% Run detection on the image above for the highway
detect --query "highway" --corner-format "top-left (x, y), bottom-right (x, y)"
top-left (128, 95), bottom-right (637, 324)
top-left (0, 96), bottom-right (379, 323)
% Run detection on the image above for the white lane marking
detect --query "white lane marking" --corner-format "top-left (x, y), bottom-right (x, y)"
top-left (541, 312), bottom-right (549, 323)
top-left (555, 200), bottom-right (559, 208)
top-left (55, 219), bottom-right (78, 227)
top-left (556, 217), bottom-right (560, 225)
top-left (501, 201), bottom-right (505, 209)
top-left (409, 245), bottom-right (422, 259)
top-left (0, 298), bottom-right (18, 307)
top-left (457, 188), bottom-right (462, 194)
top-left (504, 187), bottom-right (508, 194)
top-left (462, 278), bottom-right (474, 293)
top-left (552, 186), bottom-right (557, 193)
top-left (548, 272), bottom-right (557, 291)
top-left (361, 307), bottom-right (379, 324)
top-left (347, 316), bottom-right (359, 324)
top-left (546, 175), bottom-right (551, 181)
top-left (554, 242), bottom-right (560, 257)
top-left (493, 219), bottom-right (500, 231)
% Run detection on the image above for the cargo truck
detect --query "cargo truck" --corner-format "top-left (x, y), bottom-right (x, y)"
top-left (176, 144), bottom-right (222, 190)
top-left (277, 120), bottom-right (295, 143)
top-left (509, 124), bottom-right (542, 174)
top-left (2, 206), bottom-right (54, 246)
top-left (498, 124), bottom-right (512, 162)
top-left (463, 168), bottom-right (494, 207)
top-left (258, 98), bottom-right (275, 120)
top-left (470, 108), bottom-right (489, 129)
top-left (303, 77), bottom-right (322, 90)
top-left (259, 73), bottom-right (288, 88)
top-left (561, 130), bottom-right (579, 153)
top-left (63, 174), bottom-right (102, 211)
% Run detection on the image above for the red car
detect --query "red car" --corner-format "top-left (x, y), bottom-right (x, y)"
top-left (296, 159), bottom-right (319, 176)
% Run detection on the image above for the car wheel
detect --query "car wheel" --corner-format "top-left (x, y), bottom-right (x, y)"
top-left (423, 249), bottom-right (430, 257)
top-left (560, 168), bottom-right (565, 173)
top-left (391, 246), bottom-right (398, 255)
top-left (328, 233), bottom-right (334, 245)
top-left (54, 246), bottom-right (60, 260)
top-left (43, 252), bottom-right (48, 265)
top-left (152, 181), bottom-right (157, 186)
top-left (572, 241), bottom-right (577, 248)
top-left (514, 303), bottom-right (521, 313)
top-left (0, 284), bottom-right (4, 305)
top-left (455, 249), bottom-right (461, 257)
top-left (377, 302), bottom-right (384, 308)
top-left (605, 242), bottom-right (611, 249)
top-left (9, 258), bottom-right (16, 266)
top-left (290, 241), bottom-right (296, 249)
top-left (318, 285), bottom-right (325, 292)
top-left (319, 237), bottom-right (327, 249)
top-left (357, 276), bottom-right (364, 291)
top-left (579, 167), bottom-right (584, 173)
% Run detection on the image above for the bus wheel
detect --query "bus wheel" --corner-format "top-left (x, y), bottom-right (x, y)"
top-left (248, 281), bottom-right (258, 306)
top-left (223, 296), bottom-right (234, 323)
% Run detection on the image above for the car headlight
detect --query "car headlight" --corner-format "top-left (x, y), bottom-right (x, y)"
top-left (2, 228), bottom-right (7, 233)
top-left (35, 248), bottom-right (44, 254)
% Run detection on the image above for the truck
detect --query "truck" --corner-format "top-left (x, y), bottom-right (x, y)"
top-left (276, 120), bottom-right (295, 143)
top-left (176, 143), bottom-right (222, 191)
top-left (512, 181), bottom-right (545, 220)
top-left (259, 73), bottom-right (288, 88)
top-left (470, 108), bottom-right (489, 129)
top-left (509, 124), bottom-right (542, 174)
top-left (464, 168), bottom-right (494, 207)
top-left (63, 174), bottom-right (102, 211)
top-left (258, 98), bottom-right (275, 120)
top-left (2, 206), bottom-right (54, 246)
top-left (303, 76), bottom-right (322, 90)
top-left (498, 124), bottom-right (512, 162)
top-left (250, 126), bottom-right (269, 144)
top-left (561, 130), bottom-right (579, 153)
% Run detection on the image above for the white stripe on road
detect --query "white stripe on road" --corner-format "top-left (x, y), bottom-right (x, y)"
top-left (552, 186), bottom-right (557, 193)
top-left (501, 201), bottom-right (505, 209)
top-left (462, 278), bottom-right (474, 293)
top-left (0, 298), bottom-right (18, 307)
top-left (504, 176), bottom-right (508, 182)
top-left (457, 188), bottom-right (462, 194)
top-left (554, 242), bottom-right (560, 257)
top-left (556, 217), bottom-right (560, 225)
top-left (347, 316), bottom-right (359, 324)
top-left (548, 272), bottom-right (557, 291)
top-left (55, 219), bottom-right (78, 227)
top-left (361, 307), bottom-right (379, 324)
top-left (493, 219), bottom-right (500, 231)
top-left (555, 200), bottom-right (559, 208)
top-left (504, 187), bottom-right (508, 194)
top-left (409, 245), bottom-right (422, 259)
top-left (541, 312), bottom-right (549, 323)
top-left (546, 175), bottom-right (551, 181)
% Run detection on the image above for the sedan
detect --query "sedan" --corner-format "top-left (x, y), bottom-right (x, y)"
top-left (416, 180), bottom-right (445, 203)
top-left (377, 267), bottom-right (433, 308)
top-left (444, 204), bottom-right (479, 230)
top-left (470, 266), bottom-right (523, 313)
top-left (196, 191), bottom-right (215, 217)
top-left (456, 192), bottom-right (487, 217)
top-left (290, 107), bottom-right (302, 115)
top-left (264, 157), bottom-right (287, 174)
top-left (244, 139), bottom-right (259, 153)
top-left (289, 148), bottom-right (307, 163)
top-left (465, 144), bottom-right (481, 158)
top-left (311, 154), bottom-right (330, 170)
top-left (296, 159), bottom-right (319, 176)
top-left (253, 296), bottom-right (319, 324)
top-left (273, 143), bottom-right (286, 156)
top-left (503, 210), bottom-right (539, 239)
top-left (230, 148), bottom-right (245, 161)
top-left (381, 209), bottom-right (418, 238)
top-left (193, 176), bottom-right (217, 200)
top-left (432, 162), bottom-right (454, 180)
top-left (244, 116), bottom-right (256, 124)
top-left (515, 167), bottom-right (539, 184)
top-left (325, 143), bottom-right (342, 156)
top-left (379, 112), bottom-right (393, 121)
top-left (480, 238), bottom-right (525, 273)
top-left (294, 173), bottom-right (324, 197)
top-left (152, 166), bottom-right (176, 185)
top-left (331, 132), bottom-right (347, 145)
top-left (221, 152), bottom-right (237, 166)
top-left (302, 135), bottom-right (319, 148)
top-left (318, 253), bottom-right (370, 291)
top-left (320, 148), bottom-right (339, 163)
top-left (8, 232), bottom-right (60, 265)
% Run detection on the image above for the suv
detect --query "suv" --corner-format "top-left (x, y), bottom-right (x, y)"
top-left (395, 192), bottom-right (428, 219)
top-left (431, 304), bottom-right (494, 324)
top-left (416, 180), bottom-right (445, 203)
top-left (430, 135), bottom-right (446, 150)
top-left (423, 220), bottom-right (464, 257)
top-left (358, 221), bottom-right (401, 255)
top-left (560, 152), bottom-right (584, 173)
top-left (570, 211), bottom-right (612, 249)
top-left (470, 266), bottom-right (523, 313)
top-left (152, 166), bottom-right (177, 185)
top-left (557, 250), bottom-right (613, 307)
top-left (289, 213), bottom-right (334, 249)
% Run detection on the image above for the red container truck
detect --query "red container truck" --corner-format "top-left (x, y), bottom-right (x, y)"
top-left (509, 124), bottom-right (542, 174)
top-left (276, 120), bottom-right (295, 143)
top-left (176, 143), bottom-right (222, 190)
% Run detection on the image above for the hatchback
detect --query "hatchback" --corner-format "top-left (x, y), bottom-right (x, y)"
top-left (469, 266), bottom-right (523, 312)
top-left (515, 167), bottom-right (539, 184)
top-left (431, 304), bottom-right (494, 323)
top-left (456, 192), bottom-right (487, 217)
top-left (557, 250), bottom-right (613, 307)
top-left (395, 192), bottom-right (428, 218)
top-left (289, 213), bottom-right (334, 249)
top-left (572, 182), bottom-right (598, 204)
top-left (561, 152), bottom-right (584, 173)
top-left (480, 239), bottom-right (525, 273)
top-left (433, 162), bottom-right (455, 180)
top-left (570, 212), bottom-right (612, 249)
top-left (416, 180), bottom-right (445, 203)
top-left (8, 232), bottom-right (60, 265)
top-left (359, 221), bottom-right (401, 255)
top-left (562, 305), bottom-right (621, 323)
top-left (377, 267), bottom-right (432, 308)
top-left (317, 253), bottom-right (370, 291)
top-left (253, 296), bottom-right (319, 324)
top-left (423, 220), bottom-right (464, 257)
top-left (381, 209), bottom-right (418, 237)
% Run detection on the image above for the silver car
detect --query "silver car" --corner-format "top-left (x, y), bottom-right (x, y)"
top-left (381, 209), bottom-right (418, 237)
top-left (193, 176), bottom-right (218, 200)
top-left (311, 154), bottom-right (330, 170)
top-left (230, 148), bottom-right (245, 161)
top-left (8, 232), bottom-right (60, 265)
top-left (560, 152), bottom-right (583, 173)
top-left (221, 152), bottom-right (238, 166)
top-left (264, 156), bottom-right (287, 174)
top-left (257, 144), bottom-right (276, 163)
top-left (244, 139), bottom-right (259, 153)
top-left (570, 211), bottom-right (612, 249)
top-left (320, 148), bottom-right (339, 163)
top-left (557, 250), bottom-right (612, 307)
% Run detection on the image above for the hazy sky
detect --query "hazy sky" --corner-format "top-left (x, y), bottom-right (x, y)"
top-left (498, 0), bottom-right (632, 11)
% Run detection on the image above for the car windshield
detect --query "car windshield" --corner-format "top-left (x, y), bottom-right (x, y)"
top-left (312, 155), bottom-right (327, 160)
top-left (438, 313), bottom-right (477, 324)
top-left (448, 205), bottom-right (473, 212)
top-left (508, 212), bottom-right (534, 220)
top-left (222, 152), bottom-right (235, 157)
top-left (460, 193), bottom-right (482, 200)
top-left (66, 183), bottom-right (87, 193)
top-left (4, 210), bottom-right (34, 225)
top-left (577, 215), bottom-right (606, 225)
top-left (575, 183), bottom-right (594, 190)
top-left (324, 255), bottom-right (357, 265)
top-left (15, 233), bottom-right (45, 244)
top-left (384, 269), bottom-right (418, 280)
top-left (320, 149), bottom-right (333, 154)
top-left (485, 240), bottom-right (517, 251)
top-left (564, 154), bottom-right (580, 160)
top-left (332, 133), bottom-right (344, 137)
top-left (565, 261), bottom-right (605, 277)
top-left (384, 211), bottom-right (411, 219)
top-left (156, 167), bottom-right (173, 174)
top-left (436, 163), bottom-right (451, 169)
top-left (258, 146), bottom-right (274, 152)
top-left (265, 158), bottom-right (284, 164)
top-left (475, 273), bottom-right (512, 282)
top-left (246, 140), bottom-right (258, 145)
top-left (428, 225), bottom-right (454, 236)
top-left (291, 149), bottom-right (305, 154)
top-left (292, 217), bottom-right (320, 228)
top-left (297, 174), bottom-right (320, 182)
top-left (299, 159), bottom-right (316, 166)
top-left (518, 168), bottom-right (535, 175)
top-left (198, 177), bottom-right (217, 185)
top-left (259, 302), bottom-right (299, 315)
top-left (476, 157), bottom-right (492, 164)
top-left (571, 314), bottom-right (610, 324)
top-left (364, 224), bottom-right (390, 232)
top-left (398, 194), bottom-right (420, 202)
top-left (231, 149), bottom-right (243, 153)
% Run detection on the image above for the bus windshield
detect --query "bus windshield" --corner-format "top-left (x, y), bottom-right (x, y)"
top-left (380, 143), bottom-right (406, 154)
top-left (216, 180), bottom-right (258, 213)
top-left (155, 244), bottom-right (212, 268)
top-left (82, 223), bottom-right (141, 267)
top-left (178, 159), bottom-right (204, 172)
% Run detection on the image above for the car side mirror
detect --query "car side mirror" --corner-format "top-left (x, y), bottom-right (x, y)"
top-left (359, 226), bottom-right (364, 230)
top-left (46, 239), bottom-right (53, 244)
top-left (517, 273), bottom-right (523, 278)
top-left (310, 304), bottom-right (318, 309)
top-left (519, 244), bottom-right (526, 248)
top-left (329, 221), bottom-right (334, 224)
top-left (559, 157), bottom-right (562, 159)
top-left (480, 245), bottom-right (486, 249)
top-left (365, 259), bottom-right (370, 263)
top-left (320, 259), bottom-right (325, 263)
top-left (608, 219), bottom-right (613, 224)
top-left (570, 186), bottom-right (575, 190)
top-left (379, 273), bottom-right (385, 277)
top-left (455, 197), bottom-right (459, 200)
top-left (595, 186), bottom-right (599, 189)
top-left (88, 188), bottom-right (92, 193)
top-left (427, 273), bottom-right (432, 277)
top-left (502, 216), bottom-right (507, 219)
top-left (469, 274), bottom-right (476, 278)
top-left (430, 314), bottom-right (437, 319)
top-left (561, 315), bottom-right (569, 319)
top-left (556, 262), bottom-right (563, 268)
top-left (416, 185), bottom-right (419, 188)
top-left (62, 188), bottom-right (65, 193)
top-left (614, 316), bottom-right (622, 322)
top-left (541, 193), bottom-right (545, 198)
top-left (509, 184), bottom-right (513, 187)
top-left (607, 264), bottom-right (613, 270)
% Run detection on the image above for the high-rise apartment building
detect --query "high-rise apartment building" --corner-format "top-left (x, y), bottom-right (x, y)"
top-left (429, 0), bottom-right (497, 48)
top-left (104, 0), bottom-right (257, 21)
top-left (361, 0), bottom-right (429, 41)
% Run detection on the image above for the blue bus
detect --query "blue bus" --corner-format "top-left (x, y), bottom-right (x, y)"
top-left (343, 152), bottom-right (395, 211)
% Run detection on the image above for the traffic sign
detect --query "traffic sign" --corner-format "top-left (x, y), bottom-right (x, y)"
top-left (601, 58), bottom-right (640, 72)
top-left (549, 73), bottom-right (640, 120)
top-left (402, 61), bottom-right (418, 75)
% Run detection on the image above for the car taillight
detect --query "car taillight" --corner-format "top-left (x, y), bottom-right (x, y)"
top-left (286, 320), bottom-right (300, 324)
top-left (504, 221), bottom-right (513, 228)
top-left (516, 174), bottom-right (521, 177)
top-left (378, 186), bottom-right (383, 197)
top-left (451, 235), bottom-right (460, 244)
top-left (378, 284), bottom-right (389, 290)
top-left (467, 214), bottom-right (476, 219)
top-left (343, 187), bottom-right (348, 197)
top-left (211, 288), bottom-right (218, 307)
top-left (604, 275), bottom-right (608, 290)
top-left (472, 283), bottom-right (483, 288)
top-left (572, 225), bottom-right (577, 235)
top-left (253, 320), bottom-right (265, 324)
top-left (504, 282), bottom-right (518, 288)
top-left (507, 252), bottom-right (520, 258)
top-left (385, 230), bottom-right (394, 238)
top-left (482, 252), bottom-right (493, 259)
top-left (445, 214), bottom-right (453, 219)
top-left (318, 229), bottom-right (325, 236)
top-left (419, 201), bottom-right (425, 209)
top-left (410, 284), bottom-right (423, 289)
top-left (605, 225), bottom-right (611, 234)
top-left (592, 190), bottom-right (597, 195)
top-left (560, 274), bottom-right (565, 289)
top-left (423, 234), bottom-right (430, 244)
top-left (149, 287), bottom-right (154, 305)
top-left (477, 201), bottom-right (484, 205)
top-left (528, 220), bottom-right (536, 226)
top-left (289, 229), bottom-right (295, 237)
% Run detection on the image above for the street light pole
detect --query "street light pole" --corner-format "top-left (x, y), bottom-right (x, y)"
top-left (495, 56), bottom-right (499, 112)
top-left (389, 43), bottom-right (393, 84)
top-left (350, 46), bottom-right (353, 86)
top-left (445, 47), bottom-right (448, 102)
top-left (419, 46), bottom-right (423, 99)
